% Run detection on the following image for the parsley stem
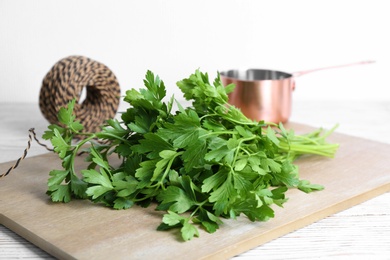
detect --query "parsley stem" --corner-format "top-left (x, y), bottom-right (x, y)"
top-left (200, 113), bottom-right (257, 126)
top-left (189, 200), bottom-right (209, 218)
top-left (199, 131), bottom-right (236, 139)
top-left (79, 132), bottom-right (132, 145)
top-left (70, 134), bottom-right (97, 176)
top-left (149, 151), bottom-right (184, 190)
top-left (240, 147), bottom-right (252, 156)
top-left (279, 142), bottom-right (339, 158)
top-left (233, 135), bottom-right (259, 165)
top-left (220, 115), bottom-right (257, 126)
top-left (286, 134), bottom-right (322, 145)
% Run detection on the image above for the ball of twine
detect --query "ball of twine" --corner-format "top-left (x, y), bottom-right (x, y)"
top-left (39, 55), bottom-right (121, 133)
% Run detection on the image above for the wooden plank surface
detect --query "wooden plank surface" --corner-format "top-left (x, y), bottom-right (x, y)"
top-left (1, 123), bottom-right (390, 260)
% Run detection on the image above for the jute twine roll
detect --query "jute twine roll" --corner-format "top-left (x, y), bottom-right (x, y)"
top-left (2, 55), bottom-right (121, 178)
top-left (39, 55), bottom-right (121, 133)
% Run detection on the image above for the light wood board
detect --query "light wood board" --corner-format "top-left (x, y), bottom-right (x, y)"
top-left (1, 123), bottom-right (390, 260)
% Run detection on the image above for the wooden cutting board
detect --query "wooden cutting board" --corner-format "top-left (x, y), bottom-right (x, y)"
top-left (1, 123), bottom-right (390, 260)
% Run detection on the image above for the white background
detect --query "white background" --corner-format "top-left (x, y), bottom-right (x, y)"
top-left (1, 0), bottom-right (389, 104)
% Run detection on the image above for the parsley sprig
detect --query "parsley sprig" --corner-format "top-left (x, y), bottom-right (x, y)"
top-left (43, 70), bottom-right (339, 241)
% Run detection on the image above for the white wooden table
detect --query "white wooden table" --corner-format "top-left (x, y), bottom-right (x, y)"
top-left (1, 101), bottom-right (389, 259)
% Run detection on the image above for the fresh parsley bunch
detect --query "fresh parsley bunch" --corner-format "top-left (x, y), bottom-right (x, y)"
top-left (43, 70), bottom-right (338, 241)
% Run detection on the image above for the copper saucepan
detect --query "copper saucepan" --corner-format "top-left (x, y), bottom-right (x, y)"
top-left (220, 60), bottom-right (374, 123)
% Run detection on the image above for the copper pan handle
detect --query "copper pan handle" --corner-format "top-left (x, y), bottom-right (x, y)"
top-left (292, 60), bottom-right (375, 77)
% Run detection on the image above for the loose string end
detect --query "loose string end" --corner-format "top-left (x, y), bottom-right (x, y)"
top-left (0, 128), bottom-right (53, 179)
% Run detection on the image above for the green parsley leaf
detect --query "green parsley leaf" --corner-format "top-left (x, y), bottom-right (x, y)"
top-left (50, 128), bottom-right (70, 159)
top-left (181, 219), bottom-right (199, 241)
top-left (157, 186), bottom-right (196, 214)
top-left (47, 184), bottom-right (71, 203)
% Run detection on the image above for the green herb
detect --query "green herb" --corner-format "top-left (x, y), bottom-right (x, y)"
top-left (43, 70), bottom-right (339, 241)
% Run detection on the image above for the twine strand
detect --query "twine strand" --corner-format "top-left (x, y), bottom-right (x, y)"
top-left (0, 128), bottom-right (53, 178)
